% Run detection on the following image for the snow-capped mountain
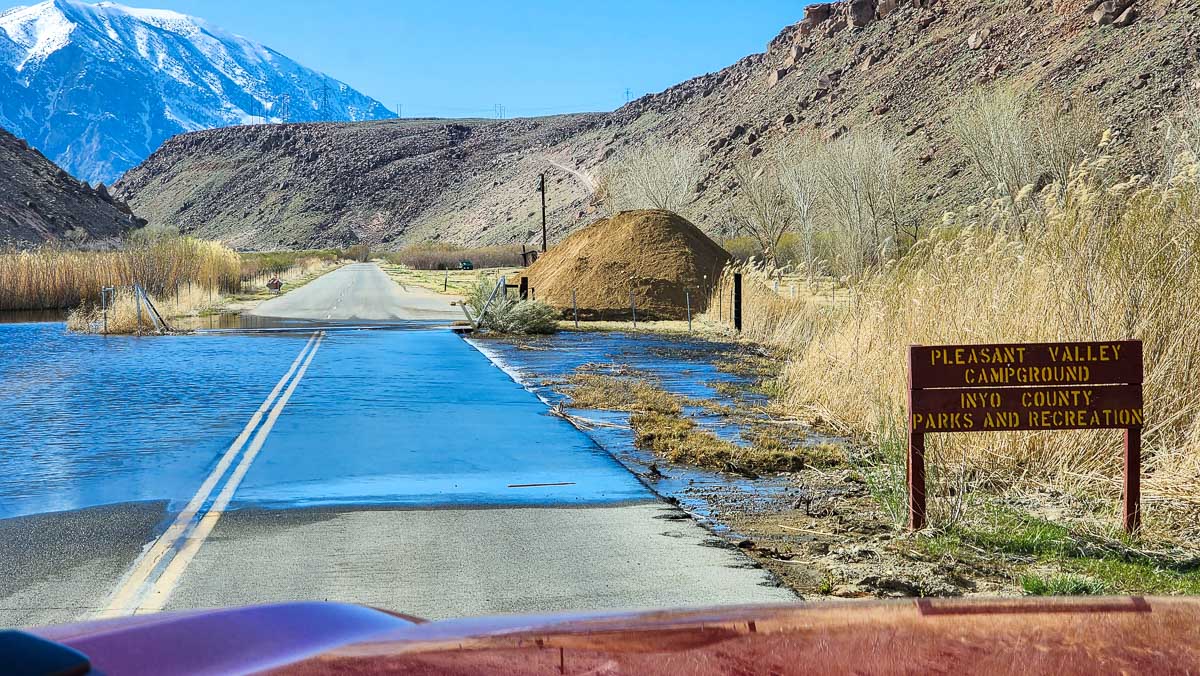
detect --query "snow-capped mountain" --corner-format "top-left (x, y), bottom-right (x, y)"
top-left (0, 0), bottom-right (394, 184)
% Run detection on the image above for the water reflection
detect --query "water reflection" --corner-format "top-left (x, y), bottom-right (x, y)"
top-left (0, 322), bottom-right (310, 518)
top-left (0, 310), bottom-right (69, 324)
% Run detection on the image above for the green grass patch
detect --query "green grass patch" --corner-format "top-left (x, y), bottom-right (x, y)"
top-left (911, 505), bottom-right (1200, 595)
top-left (1020, 574), bottom-right (1108, 596)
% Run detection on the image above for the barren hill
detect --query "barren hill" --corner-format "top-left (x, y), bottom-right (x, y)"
top-left (116, 0), bottom-right (1200, 250)
top-left (0, 127), bottom-right (140, 247)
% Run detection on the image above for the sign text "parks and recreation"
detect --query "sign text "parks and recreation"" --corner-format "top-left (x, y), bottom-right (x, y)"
top-left (909, 341), bottom-right (1143, 433)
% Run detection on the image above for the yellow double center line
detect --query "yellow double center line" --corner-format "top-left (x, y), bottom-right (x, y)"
top-left (96, 331), bottom-right (325, 618)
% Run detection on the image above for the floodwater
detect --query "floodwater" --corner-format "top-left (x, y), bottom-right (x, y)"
top-left (470, 332), bottom-right (836, 532)
top-left (0, 321), bottom-right (648, 520)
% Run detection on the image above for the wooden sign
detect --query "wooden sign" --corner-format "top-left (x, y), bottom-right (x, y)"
top-left (908, 341), bottom-right (1144, 533)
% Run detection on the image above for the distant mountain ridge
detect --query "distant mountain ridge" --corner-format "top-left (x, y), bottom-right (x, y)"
top-left (0, 0), bottom-right (394, 184)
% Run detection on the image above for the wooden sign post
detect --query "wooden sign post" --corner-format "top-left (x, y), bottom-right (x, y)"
top-left (908, 341), bottom-right (1144, 533)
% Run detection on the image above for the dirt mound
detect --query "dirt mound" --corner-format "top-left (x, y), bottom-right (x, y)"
top-left (525, 210), bottom-right (730, 320)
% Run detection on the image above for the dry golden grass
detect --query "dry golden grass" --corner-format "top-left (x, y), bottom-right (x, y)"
top-left (566, 373), bottom-right (682, 414)
top-left (0, 237), bottom-right (241, 311)
top-left (706, 148), bottom-right (1200, 504)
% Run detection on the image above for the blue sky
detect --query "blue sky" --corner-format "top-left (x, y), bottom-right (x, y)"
top-left (5, 0), bottom-right (803, 118)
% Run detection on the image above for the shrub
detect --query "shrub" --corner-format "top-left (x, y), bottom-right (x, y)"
top-left (465, 275), bottom-right (558, 334)
top-left (343, 243), bottom-right (370, 262)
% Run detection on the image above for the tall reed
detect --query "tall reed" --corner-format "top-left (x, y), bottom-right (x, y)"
top-left (0, 237), bottom-right (241, 311)
top-left (707, 153), bottom-right (1200, 503)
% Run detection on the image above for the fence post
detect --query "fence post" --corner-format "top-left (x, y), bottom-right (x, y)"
top-left (572, 290), bottom-right (578, 329)
top-left (443, 271), bottom-right (448, 291)
top-left (733, 273), bottom-right (742, 333)
top-left (686, 289), bottom-right (692, 333)
top-left (135, 285), bottom-right (143, 334)
top-left (101, 286), bottom-right (112, 335)
top-left (630, 291), bottom-right (637, 329)
top-left (519, 276), bottom-right (529, 300)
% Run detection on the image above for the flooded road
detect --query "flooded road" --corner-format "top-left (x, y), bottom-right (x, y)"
top-left (0, 322), bottom-right (309, 518)
top-left (0, 319), bottom-right (792, 627)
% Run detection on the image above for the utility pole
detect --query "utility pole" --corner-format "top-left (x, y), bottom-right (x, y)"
top-left (625, 88), bottom-right (631, 104)
top-left (321, 81), bottom-right (329, 120)
top-left (396, 102), bottom-right (402, 119)
top-left (537, 173), bottom-right (547, 253)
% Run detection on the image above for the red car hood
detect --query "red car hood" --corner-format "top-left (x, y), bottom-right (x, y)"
top-left (28, 596), bottom-right (1200, 674)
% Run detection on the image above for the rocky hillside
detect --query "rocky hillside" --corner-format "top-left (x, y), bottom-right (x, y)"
top-left (0, 127), bottom-right (139, 247)
top-left (116, 0), bottom-right (1200, 250)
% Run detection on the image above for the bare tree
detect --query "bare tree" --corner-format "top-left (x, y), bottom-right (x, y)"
top-left (779, 135), bottom-right (821, 284)
top-left (951, 86), bottom-right (1102, 217)
top-left (950, 87), bottom-right (1037, 204)
top-left (813, 130), bottom-right (911, 277)
top-left (1032, 99), bottom-right (1103, 197)
top-left (1163, 96), bottom-right (1200, 179)
top-left (730, 159), bottom-right (795, 269)
top-left (602, 140), bottom-right (704, 214)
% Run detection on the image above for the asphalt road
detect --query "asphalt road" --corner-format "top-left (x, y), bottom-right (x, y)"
top-left (249, 262), bottom-right (462, 321)
top-left (0, 281), bottom-right (794, 630)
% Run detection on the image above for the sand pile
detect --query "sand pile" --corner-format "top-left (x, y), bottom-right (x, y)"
top-left (524, 210), bottom-right (730, 320)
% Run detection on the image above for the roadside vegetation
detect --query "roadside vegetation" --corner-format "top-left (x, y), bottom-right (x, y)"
top-left (564, 371), bottom-right (843, 475)
top-left (590, 86), bottom-right (1199, 596)
top-left (1, 235), bottom-right (241, 312)
top-left (379, 263), bottom-right (522, 297)
top-left (710, 132), bottom-right (1200, 520)
top-left (378, 242), bottom-right (525, 270)
top-left (464, 275), bottom-right (557, 335)
top-left (0, 226), bottom-right (367, 332)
